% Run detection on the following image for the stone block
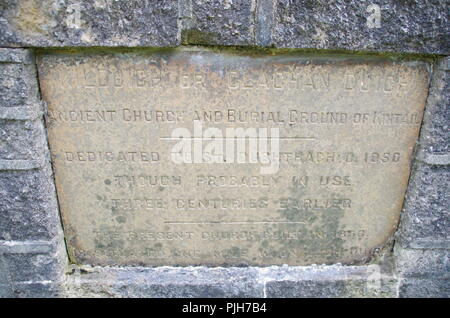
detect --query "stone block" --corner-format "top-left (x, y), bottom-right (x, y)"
top-left (182, 0), bottom-right (255, 45)
top-left (395, 246), bottom-right (450, 278)
top-left (271, 0), bottom-right (449, 54)
top-left (0, 48), bottom-right (39, 108)
top-left (0, 119), bottom-right (47, 162)
top-left (0, 166), bottom-right (61, 241)
top-left (399, 278), bottom-right (450, 298)
top-left (263, 265), bottom-right (397, 298)
top-left (1, 240), bottom-right (66, 283)
top-left (0, 0), bottom-right (179, 47)
top-left (67, 267), bottom-right (263, 298)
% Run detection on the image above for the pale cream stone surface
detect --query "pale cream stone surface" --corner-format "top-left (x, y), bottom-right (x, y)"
top-left (37, 50), bottom-right (429, 266)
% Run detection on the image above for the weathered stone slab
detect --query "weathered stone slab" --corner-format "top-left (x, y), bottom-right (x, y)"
top-left (399, 278), bottom-right (450, 298)
top-left (1, 1), bottom-right (448, 55)
top-left (66, 266), bottom-right (263, 298)
top-left (271, 0), bottom-right (449, 55)
top-left (0, 0), bottom-right (179, 47)
top-left (395, 246), bottom-right (450, 279)
top-left (0, 119), bottom-right (47, 161)
top-left (37, 49), bottom-right (429, 266)
top-left (397, 163), bottom-right (450, 248)
top-left (397, 58), bottom-right (450, 249)
top-left (0, 49), bottom-right (39, 108)
top-left (0, 166), bottom-right (61, 241)
top-left (181, 0), bottom-right (255, 46)
top-left (65, 264), bottom-right (397, 298)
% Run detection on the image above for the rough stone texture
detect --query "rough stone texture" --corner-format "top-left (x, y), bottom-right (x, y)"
top-left (0, 167), bottom-right (61, 241)
top-left (256, 0), bottom-right (274, 46)
top-left (0, 257), bottom-right (13, 297)
top-left (10, 281), bottom-right (64, 298)
top-left (0, 47), bottom-right (33, 63)
top-left (0, 0), bottom-right (179, 47)
top-left (0, 48), bottom-right (39, 109)
top-left (271, 0), bottom-right (449, 55)
top-left (395, 247), bottom-right (450, 279)
top-left (0, 119), bottom-right (47, 161)
top-left (181, 0), bottom-right (255, 45)
top-left (263, 265), bottom-right (397, 298)
top-left (66, 266), bottom-right (263, 298)
top-left (0, 67), bottom-right (46, 166)
top-left (265, 280), bottom-right (393, 298)
top-left (399, 278), bottom-right (450, 298)
top-left (397, 58), bottom-right (450, 249)
top-left (0, 3), bottom-right (448, 299)
top-left (416, 57), bottom-right (449, 155)
top-left (394, 56), bottom-right (450, 298)
top-left (397, 164), bottom-right (450, 249)
top-left (0, 62), bottom-right (38, 108)
top-left (0, 48), bottom-right (67, 298)
top-left (65, 265), bottom-right (397, 298)
top-left (2, 241), bottom-right (66, 282)
top-left (0, 1), bottom-right (449, 55)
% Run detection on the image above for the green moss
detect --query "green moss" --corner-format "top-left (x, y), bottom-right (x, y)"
top-left (181, 29), bottom-right (218, 45)
top-left (34, 45), bottom-right (440, 63)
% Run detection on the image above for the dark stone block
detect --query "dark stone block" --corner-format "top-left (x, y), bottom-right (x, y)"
top-left (399, 278), bottom-right (450, 298)
top-left (266, 280), bottom-right (352, 298)
top-left (1, 1), bottom-right (448, 54)
top-left (271, 0), bottom-right (449, 54)
top-left (0, 50), bottom-right (39, 108)
top-left (0, 284), bottom-right (14, 298)
top-left (397, 57), bottom-right (449, 249)
top-left (110, 283), bottom-right (257, 298)
top-left (395, 246), bottom-right (450, 278)
top-left (417, 58), bottom-right (449, 155)
top-left (397, 163), bottom-right (450, 248)
top-left (0, 0), bottom-right (179, 47)
top-left (256, 0), bottom-right (274, 46)
top-left (265, 278), bottom-right (396, 298)
top-left (263, 265), bottom-right (397, 298)
top-left (0, 48), bottom-right (33, 64)
top-left (67, 267), bottom-right (263, 298)
top-left (2, 242), bottom-right (66, 283)
top-left (0, 166), bottom-right (61, 241)
top-left (11, 281), bottom-right (64, 298)
top-left (183, 0), bottom-right (255, 45)
top-left (0, 119), bottom-right (46, 161)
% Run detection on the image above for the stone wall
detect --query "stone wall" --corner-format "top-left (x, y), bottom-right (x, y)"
top-left (0, 0), bottom-right (448, 297)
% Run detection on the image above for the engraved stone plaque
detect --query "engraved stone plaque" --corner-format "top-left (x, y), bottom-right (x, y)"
top-left (37, 50), bottom-right (429, 266)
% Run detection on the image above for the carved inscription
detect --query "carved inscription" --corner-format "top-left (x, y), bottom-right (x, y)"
top-left (37, 50), bottom-right (429, 266)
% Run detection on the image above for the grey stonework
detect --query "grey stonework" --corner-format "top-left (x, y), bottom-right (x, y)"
top-left (0, 48), bottom-right (39, 108)
top-left (0, 2), bottom-right (449, 298)
top-left (0, 0), bottom-right (448, 55)
top-left (181, 0), bottom-right (255, 46)
top-left (270, 0), bottom-right (449, 54)
top-left (64, 265), bottom-right (397, 298)
top-left (393, 57), bottom-right (450, 298)
top-left (0, 0), bottom-right (179, 47)
top-left (399, 278), bottom-right (450, 298)
top-left (0, 48), bottom-right (67, 298)
top-left (396, 57), bottom-right (449, 249)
